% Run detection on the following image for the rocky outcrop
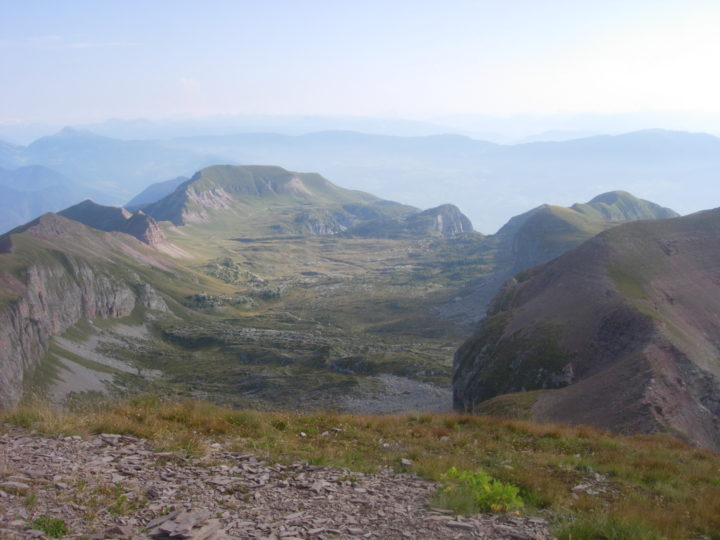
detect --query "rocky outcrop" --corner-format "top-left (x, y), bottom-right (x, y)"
top-left (179, 186), bottom-right (236, 224)
top-left (408, 204), bottom-right (473, 237)
top-left (348, 204), bottom-right (473, 239)
top-left (293, 209), bottom-right (354, 235)
top-left (122, 210), bottom-right (167, 248)
top-left (59, 199), bottom-right (172, 249)
top-left (453, 208), bottom-right (720, 449)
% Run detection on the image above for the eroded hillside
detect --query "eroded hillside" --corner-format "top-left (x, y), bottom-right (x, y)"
top-left (454, 208), bottom-right (720, 449)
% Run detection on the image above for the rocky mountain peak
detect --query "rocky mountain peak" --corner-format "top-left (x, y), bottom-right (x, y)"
top-left (58, 200), bottom-right (170, 248)
top-left (414, 204), bottom-right (473, 237)
top-left (60, 199), bottom-right (132, 229)
top-left (122, 210), bottom-right (166, 247)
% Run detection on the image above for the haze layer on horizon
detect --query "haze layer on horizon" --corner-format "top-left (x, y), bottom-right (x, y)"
top-left (2, 0), bottom-right (720, 133)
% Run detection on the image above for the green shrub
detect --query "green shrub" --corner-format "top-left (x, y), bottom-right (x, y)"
top-left (32, 516), bottom-right (68, 538)
top-left (438, 467), bottom-right (524, 514)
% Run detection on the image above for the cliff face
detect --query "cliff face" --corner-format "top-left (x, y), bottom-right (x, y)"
top-left (0, 214), bottom-right (169, 409)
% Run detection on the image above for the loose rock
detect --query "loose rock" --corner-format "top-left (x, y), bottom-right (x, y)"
top-left (0, 425), bottom-right (551, 539)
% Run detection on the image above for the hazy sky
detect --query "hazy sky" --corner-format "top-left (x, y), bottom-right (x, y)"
top-left (2, 0), bottom-right (720, 124)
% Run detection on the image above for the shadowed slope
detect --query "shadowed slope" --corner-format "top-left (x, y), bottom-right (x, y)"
top-left (58, 199), bottom-right (187, 257)
top-left (454, 208), bottom-right (720, 449)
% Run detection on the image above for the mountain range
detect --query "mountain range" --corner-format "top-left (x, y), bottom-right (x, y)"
top-left (0, 128), bottom-right (217, 205)
top-left (2, 127), bottom-right (720, 235)
top-left (0, 165), bottom-right (108, 233)
top-left (161, 128), bottom-right (720, 232)
top-left (0, 162), bottom-right (694, 443)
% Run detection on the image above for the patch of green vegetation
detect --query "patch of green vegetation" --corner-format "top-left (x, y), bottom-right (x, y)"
top-left (436, 467), bottom-right (524, 514)
top-left (474, 390), bottom-right (542, 421)
top-left (32, 516), bottom-right (69, 538)
top-left (608, 263), bottom-right (647, 299)
top-left (545, 205), bottom-right (605, 237)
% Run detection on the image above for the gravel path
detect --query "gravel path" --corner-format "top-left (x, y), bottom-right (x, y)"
top-left (0, 427), bottom-right (550, 539)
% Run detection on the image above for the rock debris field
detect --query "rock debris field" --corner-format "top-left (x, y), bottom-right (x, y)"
top-left (0, 427), bottom-right (550, 539)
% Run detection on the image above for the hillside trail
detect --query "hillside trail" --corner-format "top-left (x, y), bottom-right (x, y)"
top-left (0, 427), bottom-right (550, 539)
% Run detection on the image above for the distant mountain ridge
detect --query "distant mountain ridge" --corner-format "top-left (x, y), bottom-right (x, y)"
top-left (126, 176), bottom-right (189, 209)
top-left (161, 128), bottom-right (720, 232)
top-left (4, 127), bottom-right (720, 234)
top-left (573, 190), bottom-right (679, 221)
top-left (0, 165), bottom-right (109, 234)
top-left (0, 127), bottom-right (218, 202)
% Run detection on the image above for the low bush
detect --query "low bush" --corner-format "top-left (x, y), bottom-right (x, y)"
top-left (437, 467), bottom-right (524, 514)
top-left (32, 516), bottom-right (68, 538)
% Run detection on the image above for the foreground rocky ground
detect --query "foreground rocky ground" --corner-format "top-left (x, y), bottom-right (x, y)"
top-left (0, 426), bottom-right (550, 539)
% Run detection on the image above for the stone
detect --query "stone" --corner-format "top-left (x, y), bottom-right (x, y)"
top-left (0, 481), bottom-right (31, 494)
top-left (0, 425), bottom-right (551, 539)
top-left (446, 521), bottom-right (475, 531)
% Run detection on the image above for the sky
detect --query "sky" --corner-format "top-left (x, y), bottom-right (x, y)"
top-left (2, 0), bottom-right (720, 126)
